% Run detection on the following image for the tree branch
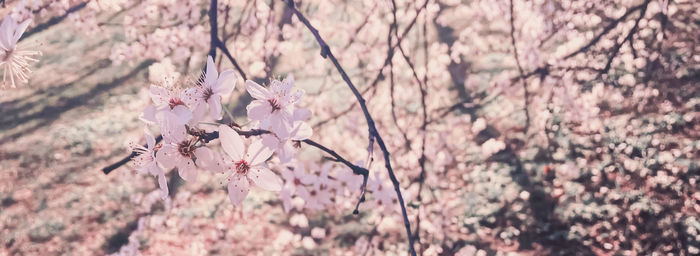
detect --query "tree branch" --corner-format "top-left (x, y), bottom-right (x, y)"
top-left (563, 0), bottom-right (651, 59)
top-left (509, 0), bottom-right (530, 133)
top-left (282, 0), bottom-right (417, 255)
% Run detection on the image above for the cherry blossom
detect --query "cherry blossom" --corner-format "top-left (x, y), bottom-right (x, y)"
top-left (183, 55), bottom-right (237, 121)
top-left (219, 124), bottom-right (283, 206)
top-left (144, 85), bottom-right (193, 125)
top-left (245, 75), bottom-right (304, 138)
top-left (130, 129), bottom-right (168, 199)
top-left (155, 114), bottom-right (215, 182)
top-left (261, 120), bottom-right (312, 164)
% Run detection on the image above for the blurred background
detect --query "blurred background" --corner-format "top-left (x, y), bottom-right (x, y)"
top-left (0, 0), bottom-right (698, 255)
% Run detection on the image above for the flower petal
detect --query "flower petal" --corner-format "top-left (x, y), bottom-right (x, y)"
top-left (171, 105), bottom-right (193, 125)
top-left (208, 95), bottom-right (222, 120)
top-left (245, 80), bottom-right (271, 100)
top-left (156, 111), bottom-right (187, 143)
top-left (291, 121), bottom-right (312, 140)
top-left (277, 142), bottom-right (296, 164)
top-left (228, 174), bottom-right (250, 206)
top-left (218, 124), bottom-right (244, 161)
top-left (246, 139), bottom-right (273, 166)
top-left (156, 144), bottom-right (179, 170)
top-left (213, 70), bottom-right (237, 95)
top-left (157, 173), bottom-right (169, 199)
top-left (205, 56), bottom-right (218, 87)
top-left (150, 85), bottom-right (170, 106)
top-left (144, 128), bottom-right (156, 149)
top-left (248, 167), bottom-right (283, 191)
top-left (293, 108), bottom-right (312, 121)
top-left (12, 19), bottom-right (31, 44)
top-left (194, 146), bottom-right (215, 169)
top-left (246, 100), bottom-right (272, 121)
top-left (177, 158), bottom-right (197, 182)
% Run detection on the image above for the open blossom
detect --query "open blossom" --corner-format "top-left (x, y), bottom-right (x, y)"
top-left (183, 55), bottom-right (237, 121)
top-left (245, 75), bottom-right (304, 138)
top-left (262, 120), bottom-right (313, 164)
top-left (0, 16), bottom-right (41, 88)
top-left (219, 124), bottom-right (283, 206)
top-left (155, 113), bottom-right (215, 182)
top-left (131, 129), bottom-right (168, 199)
top-left (142, 85), bottom-right (193, 125)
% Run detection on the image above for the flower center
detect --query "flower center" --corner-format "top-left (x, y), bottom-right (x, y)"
top-left (177, 141), bottom-right (195, 158)
top-left (169, 98), bottom-right (185, 109)
top-left (235, 159), bottom-right (250, 175)
top-left (1, 48), bottom-right (14, 62)
top-left (268, 99), bottom-right (281, 112)
top-left (203, 87), bottom-right (215, 102)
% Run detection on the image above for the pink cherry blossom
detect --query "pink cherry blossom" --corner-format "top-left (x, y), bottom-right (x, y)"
top-left (183, 55), bottom-right (237, 121)
top-left (154, 113), bottom-right (216, 182)
top-left (261, 120), bottom-right (313, 164)
top-left (131, 129), bottom-right (168, 199)
top-left (145, 84), bottom-right (193, 125)
top-left (245, 75), bottom-right (304, 138)
top-left (219, 124), bottom-right (283, 206)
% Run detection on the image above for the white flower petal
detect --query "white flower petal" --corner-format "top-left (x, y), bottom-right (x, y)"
top-left (171, 105), bottom-right (193, 124)
top-left (246, 100), bottom-right (272, 121)
top-left (214, 70), bottom-right (237, 95)
top-left (293, 108), bottom-right (312, 121)
top-left (277, 143), bottom-right (296, 164)
top-left (248, 167), bottom-right (283, 191)
top-left (177, 158), bottom-right (197, 182)
top-left (246, 139), bottom-right (273, 166)
top-left (291, 121), bottom-right (312, 140)
top-left (156, 144), bottom-right (179, 170)
top-left (144, 128), bottom-right (156, 149)
top-left (12, 19), bottom-right (31, 44)
top-left (194, 147), bottom-right (215, 169)
top-left (245, 80), bottom-right (271, 100)
top-left (228, 174), bottom-right (250, 206)
top-left (218, 125), bottom-right (245, 161)
top-left (157, 173), bottom-right (169, 199)
top-left (205, 56), bottom-right (218, 87)
top-left (208, 95), bottom-right (222, 120)
top-left (150, 85), bottom-right (170, 106)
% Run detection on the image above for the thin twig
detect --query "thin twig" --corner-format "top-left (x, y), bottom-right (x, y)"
top-left (282, 1), bottom-right (417, 255)
top-left (103, 135), bottom-right (163, 174)
top-left (601, 0), bottom-right (650, 74)
top-left (563, 0), bottom-right (651, 59)
top-left (509, 0), bottom-right (530, 133)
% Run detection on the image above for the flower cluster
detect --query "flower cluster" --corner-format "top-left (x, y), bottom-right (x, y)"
top-left (131, 56), bottom-right (340, 207)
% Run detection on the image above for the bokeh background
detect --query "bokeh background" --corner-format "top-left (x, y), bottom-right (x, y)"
top-left (1, 0), bottom-right (698, 255)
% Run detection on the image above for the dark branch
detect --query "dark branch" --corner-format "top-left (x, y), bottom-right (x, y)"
top-left (103, 135), bottom-right (163, 174)
top-left (509, 0), bottom-right (530, 133)
top-left (208, 0), bottom-right (218, 58)
top-left (215, 39), bottom-right (248, 81)
top-left (601, 0), bottom-right (649, 74)
top-left (563, 0), bottom-right (651, 59)
top-left (282, 0), bottom-right (417, 255)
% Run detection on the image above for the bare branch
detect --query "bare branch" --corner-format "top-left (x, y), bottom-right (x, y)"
top-left (282, 0), bottom-right (417, 255)
top-left (509, 0), bottom-right (530, 133)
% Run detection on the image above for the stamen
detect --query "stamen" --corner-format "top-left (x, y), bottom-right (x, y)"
top-left (268, 99), bottom-right (281, 112)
